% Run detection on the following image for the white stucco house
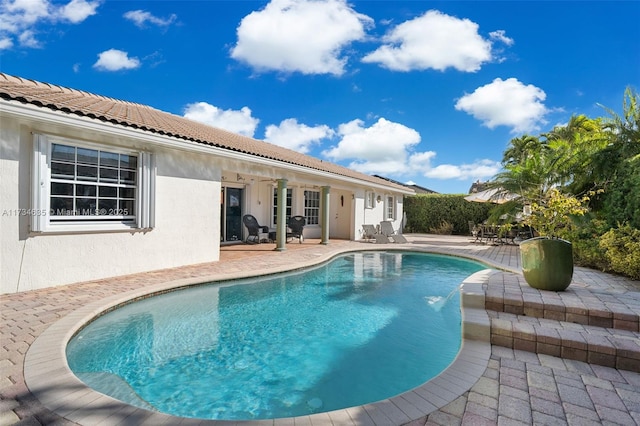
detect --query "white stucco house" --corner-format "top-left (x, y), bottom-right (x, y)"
top-left (0, 73), bottom-right (413, 294)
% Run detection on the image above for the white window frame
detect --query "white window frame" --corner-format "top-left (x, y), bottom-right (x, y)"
top-left (365, 191), bottom-right (375, 209)
top-left (385, 195), bottom-right (396, 220)
top-left (304, 190), bottom-right (320, 225)
top-left (272, 186), bottom-right (293, 227)
top-left (31, 134), bottom-right (155, 233)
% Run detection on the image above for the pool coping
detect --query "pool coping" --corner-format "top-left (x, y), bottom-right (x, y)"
top-left (24, 248), bottom-right (497, 426)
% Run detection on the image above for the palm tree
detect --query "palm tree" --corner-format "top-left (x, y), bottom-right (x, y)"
top-left (492, 133), bottom-right (556, 204)
top-left (594, 87), bottom-right (640, 227)
top-left (595, 87), bottom-right (640, 180)
top-left (542, 114), bottom-right (608, 195)
top-left (501, 134), bottom-right (544, 166)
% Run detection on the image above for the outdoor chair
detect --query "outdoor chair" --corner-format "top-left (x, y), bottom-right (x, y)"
top-left (379, 221), bottom-right (408, 243)
top-left (479, 224), bottom-right (499, 245)
top-left (287, 215), bottom-right (306, 243)
top-left (502, 225), bottom-right (520, 245)
top-left (242, 214), bottom-right (270, 244)
top-left (517, 224), bottom-right (534, 240)
top-left (362, 224), bottom-right (390, 243)
top-left (468, 221), bottom-right (480, 243)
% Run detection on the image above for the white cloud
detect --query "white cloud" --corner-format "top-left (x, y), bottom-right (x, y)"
top-left (230, 0), bottom-right (373, 75)
top-left (59, 0), bottom-right (99, 23)
top-left (423, 159), bottom-right (501, 180)
top-left (0, 37), bottom-right (13, 49)
top-left (407, 152), bottom-right (500, 181)
top-left (18, 29), bottom-right (39, 47)
top-left (489, 30), bottom-right (514, 46)
top-left (407, 150), bottom-right (437, 171)
top-left (320, 117), bottom-right (501, 184)
top-left (455, 78), bottom-right (549, 134)
top-left (323, 117), bottom-right (423, 173)
top-left (183, 102), bottom-right (259, 137)
top-left (264, 118), bottom-right (333, 153)
top-left (362, 10), bottom-right (492, 72)
top-left (1, 0), bottom-right (50, 27)
top-left (123, 10), bottom-right (177, 28)
top-left (0, 0), bottom-right (98, 49)
top-left (93, 49), bottom-right (141, 71)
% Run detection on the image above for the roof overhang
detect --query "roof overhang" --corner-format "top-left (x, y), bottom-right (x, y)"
top-left (1, 99), bottom-right (415, 195)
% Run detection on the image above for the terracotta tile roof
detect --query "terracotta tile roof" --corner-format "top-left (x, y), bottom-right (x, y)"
top-left (0, 73), bottom-right (411, 192)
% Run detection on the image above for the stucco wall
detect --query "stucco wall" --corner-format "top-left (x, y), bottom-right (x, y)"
top-left (0, 117), bottom-right (221, 294)
top-left (353, 188), bottom-right (405, 240)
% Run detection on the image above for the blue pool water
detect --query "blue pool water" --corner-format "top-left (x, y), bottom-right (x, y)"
top-left (67, 251), bottom-right (485, 420)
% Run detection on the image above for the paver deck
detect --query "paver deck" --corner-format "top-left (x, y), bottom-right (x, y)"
top-left (1, 234), bottom-right (639, 425)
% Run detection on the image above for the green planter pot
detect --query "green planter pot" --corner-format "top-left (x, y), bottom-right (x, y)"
top-left (520, 237), bottom-right (573, 291)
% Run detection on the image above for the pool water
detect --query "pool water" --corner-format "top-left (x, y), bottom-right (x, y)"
top-left (67, 252), bottom-right (485, 420)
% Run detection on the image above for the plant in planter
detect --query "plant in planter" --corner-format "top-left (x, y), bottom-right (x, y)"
top-left (519, 188), bottom-right (591, 291)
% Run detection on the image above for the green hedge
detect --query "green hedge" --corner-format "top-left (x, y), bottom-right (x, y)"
top-left (404, 194), bottom-right (492, 235)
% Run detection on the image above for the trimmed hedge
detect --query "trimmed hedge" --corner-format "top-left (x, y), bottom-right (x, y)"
top-left (404, 194), bottom-right (492, 235)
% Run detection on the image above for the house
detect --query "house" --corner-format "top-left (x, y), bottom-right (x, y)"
top-left (0, 73), bottom-right (413, 294)
top-left (468, 180), bottom-right (489, 194)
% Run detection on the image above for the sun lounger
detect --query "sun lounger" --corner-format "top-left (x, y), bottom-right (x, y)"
top-left (379, 221), bottom-right (408, 243)
top-left (362, 224), bottom-right (390, 243)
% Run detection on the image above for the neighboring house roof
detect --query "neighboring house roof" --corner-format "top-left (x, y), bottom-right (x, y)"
top-left (468, 180), bottom-right (489, 194)
top-left (373, 174), bottom-right (438, 194)
top-left (0, 73), bottom-right (411, 193)
top-left (408, 184), bottom-right (438, 194)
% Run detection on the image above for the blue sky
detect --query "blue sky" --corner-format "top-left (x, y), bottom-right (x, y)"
top-left (1, 0), bottom-right (638, 194)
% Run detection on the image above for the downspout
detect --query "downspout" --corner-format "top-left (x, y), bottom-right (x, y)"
top-left (275, 179), bottom-right (287, 251)
top-left (320, 186), bottom-right (330, 245)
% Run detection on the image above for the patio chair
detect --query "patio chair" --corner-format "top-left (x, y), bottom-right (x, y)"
top-left (242, 214), bottom-right (270, 244)
top-left (479, 224), bottom-right (498, 245)
top-left (287, 215), bottom-right (306, 243)
top-left (362, 224), bottom-right (390, 243)
top-left (517, 224), bottom-right (534, 240)
top-left (469, 221), bottom-right (480, 243)
top-left (379, 221), bottom-right (408, 243)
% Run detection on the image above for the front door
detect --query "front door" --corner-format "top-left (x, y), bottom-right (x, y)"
top-left (221, 187), bottom-right (244, 242)
top-left (330, 189), bottom-right (352, 239)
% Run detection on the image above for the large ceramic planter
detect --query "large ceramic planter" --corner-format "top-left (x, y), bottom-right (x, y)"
top-left (520, 237), bottom-right (573, 291)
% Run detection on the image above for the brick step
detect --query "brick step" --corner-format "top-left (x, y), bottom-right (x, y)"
top-left (488, 311), bottom-right (640, 372)
top-left (484, 290), bottom-right (639, 332)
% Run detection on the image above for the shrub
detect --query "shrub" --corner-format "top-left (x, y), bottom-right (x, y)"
top-left (602, 159), bottom-right (640, 229)
top-left (429, 221), bottom-right (454, 235)
top-left (404, 194), bottom-right (491, 235)
top-left (523, 188), bottom-right (590, 239)
top-left (599, 224), bottom-right (640, 280)
top-left (558, 217), bottom-right (610, 270)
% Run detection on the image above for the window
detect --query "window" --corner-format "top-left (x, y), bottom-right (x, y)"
top-left (272, 187), bottom-right (292, 226)
top-left (304, 190), bottom-right (320, 225)
top-left (385, 195), bottom-right (396, 220)
top-left (365, 191), bottom-right (375, 209)
top-left (32, 134), bottom-right (154, 232)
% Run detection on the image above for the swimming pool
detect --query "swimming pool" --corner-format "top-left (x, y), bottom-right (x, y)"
top-left (66, 251), bottom-right (485, 420)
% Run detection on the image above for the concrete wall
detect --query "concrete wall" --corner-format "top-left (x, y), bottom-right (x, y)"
top-left (1, 115), bottom-right (221, 294)
top-left (0, 103), bottom-right (410, 293)
top-left (353, 188), bottom-right (405, 240)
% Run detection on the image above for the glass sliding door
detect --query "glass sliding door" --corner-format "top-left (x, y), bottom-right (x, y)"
top-left (220, 187), bottom-right (244, 242)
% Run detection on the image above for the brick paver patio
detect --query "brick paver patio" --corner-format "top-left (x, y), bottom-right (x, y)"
top-left (1, 234), bottom-right (639, 425)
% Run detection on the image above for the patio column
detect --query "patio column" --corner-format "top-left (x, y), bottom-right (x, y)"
top-left (275, 178), bottom-right (288, 251)
top-left (320, 186), bottom-right (330, 245)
